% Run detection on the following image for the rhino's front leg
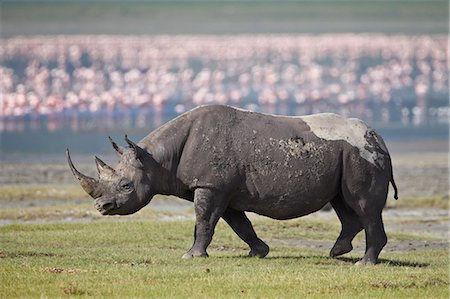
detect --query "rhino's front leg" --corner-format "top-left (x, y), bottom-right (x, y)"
top-left (222, 208), bottom-right (269, 258)
top-left (182, 188), bottom-right (228, 259)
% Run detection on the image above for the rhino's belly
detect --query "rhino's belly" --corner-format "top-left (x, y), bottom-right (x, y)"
top-left (229, 179), bottom-right (339, 220)
top-left (230, 193), bottom-right (335, 220)
top-left (231, 156), bottom-right (340, 219)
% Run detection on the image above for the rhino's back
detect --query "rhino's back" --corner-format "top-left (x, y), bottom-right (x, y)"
top-left (179, 107), bottom-right (337, 192)
top-left (174, 105), bottom-right (388, 219)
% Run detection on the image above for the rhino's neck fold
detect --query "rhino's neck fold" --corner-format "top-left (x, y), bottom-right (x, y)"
top-left (139, 113), bottom-right (194, 199)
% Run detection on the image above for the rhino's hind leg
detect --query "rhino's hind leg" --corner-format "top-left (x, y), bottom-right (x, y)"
top-left (329, 196), bottom-right (363, 258)
top-left (182, 188), bottom-right (228, 259)
top-left (342, 186), bottom-right (388, 265)
top-left (222, 208), bottom-right (269, 258)
top-left (355, 212), bottom-right (387, 265)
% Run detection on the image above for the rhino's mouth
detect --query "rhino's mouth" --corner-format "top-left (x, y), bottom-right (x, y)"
top-left (98, 208), bottom-right (115, 215)
top-left (95, 200), bottom-right (118, 215)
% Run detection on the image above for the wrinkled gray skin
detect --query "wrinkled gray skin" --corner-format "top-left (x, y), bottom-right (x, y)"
top-left (67, 105), bottom-right (399, 265)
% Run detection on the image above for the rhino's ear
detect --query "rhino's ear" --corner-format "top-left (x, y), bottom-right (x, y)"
top-left (125, 134), bottom-right (146, 159)
top-left (108, 136), bottom-right (124, 155)
top-left (125, 134), bottom-right (140, 152)
top-left (124, 134), bottom-right (158, 167)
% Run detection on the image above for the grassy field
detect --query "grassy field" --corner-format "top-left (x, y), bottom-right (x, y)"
top-left (0, 187), bottom-right (448, 298)
top-left (1, 1), bottom-right (448, 37)
top-left (1, 218), bottom-right (448, 298)
top-left (0, 145), bottom-right (448, 297)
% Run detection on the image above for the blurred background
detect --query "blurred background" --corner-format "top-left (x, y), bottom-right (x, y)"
top-left (1, 3), bottom-right (449, 294)
top-left (1, 0), bottom-right (448, 157)
top-left (0, 1), bottom-right (448, 217)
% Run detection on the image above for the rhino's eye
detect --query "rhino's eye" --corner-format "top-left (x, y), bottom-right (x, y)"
top-left (119, 181), bottom-right (133, 192)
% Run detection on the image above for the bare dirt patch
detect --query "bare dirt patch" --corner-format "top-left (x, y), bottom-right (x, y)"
top-left (273, 239), bottom-right (449, 253)
top-left (286, 208), bottom-right (449, 254)
top-left (42, 267), bottom-right (88, 274)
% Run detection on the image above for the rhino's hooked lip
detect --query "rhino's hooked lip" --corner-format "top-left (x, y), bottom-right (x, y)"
top-left (95, 200), bottom-right (118, 215)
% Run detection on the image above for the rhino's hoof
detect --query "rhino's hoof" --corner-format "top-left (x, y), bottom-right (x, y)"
top-left (249, 242), bottom-right (270, 258)
top-left (182, 251), bottom-right (208, 259)
top-left (330, 242), bottom-right (353, 258)
top-left (355, 259), bottom-right (377, 266)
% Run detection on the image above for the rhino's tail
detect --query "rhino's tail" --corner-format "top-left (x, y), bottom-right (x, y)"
top-left (388, 155), bottom-right (399, 200)
top-left (371, 130), bottom-right (399, 200)
top-left (390, 174), bottom-right (399, 200)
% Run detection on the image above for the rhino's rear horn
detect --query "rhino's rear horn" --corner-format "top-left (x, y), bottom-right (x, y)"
top-left (108, 136), bottom-right (124, 155)
top-left (66, 149), bottom-right (101, 198)
top-left (95, 156), bottom-right (116, 176)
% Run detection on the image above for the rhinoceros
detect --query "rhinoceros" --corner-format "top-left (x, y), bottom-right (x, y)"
top-left (67, 105), bottom-right (398, 265)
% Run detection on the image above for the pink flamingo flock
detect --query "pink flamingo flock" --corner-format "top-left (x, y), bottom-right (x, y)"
top-left (1, 34), bottom-right (448, 131)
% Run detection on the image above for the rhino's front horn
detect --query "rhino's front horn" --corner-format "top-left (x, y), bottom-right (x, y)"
top-left (66, 149), bottom-right (101, 198)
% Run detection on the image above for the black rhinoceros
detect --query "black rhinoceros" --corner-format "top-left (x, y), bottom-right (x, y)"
top-left (67, 105), bottom-right (398, 265)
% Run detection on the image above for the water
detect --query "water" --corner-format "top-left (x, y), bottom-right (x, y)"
top-left (1, 109), bottom-right (448, 162)
top-left (0, 107), bottom-right (177, 161)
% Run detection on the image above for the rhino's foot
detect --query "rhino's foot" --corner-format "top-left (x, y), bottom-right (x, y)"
top-left (329, 241), bottom-right (353, 258)
top-left (182, 250), bottom-right (208, 259)
top-left (355, 258), bottom-right (378, 266)
top-left (249, 241), bottom-right (270, 258)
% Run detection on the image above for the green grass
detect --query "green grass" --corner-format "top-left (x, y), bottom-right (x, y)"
top-left (0, 219), bottom-right (448, 298)
top-left (0, 202), bottom-right (188, 222)
top-left (0, 185), bottom-right (89, 201)
top-left (0, 184), bottom-right (185, 203)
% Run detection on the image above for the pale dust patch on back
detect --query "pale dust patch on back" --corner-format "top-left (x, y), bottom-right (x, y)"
top-left (301, 113), bottom-right (388, 168)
